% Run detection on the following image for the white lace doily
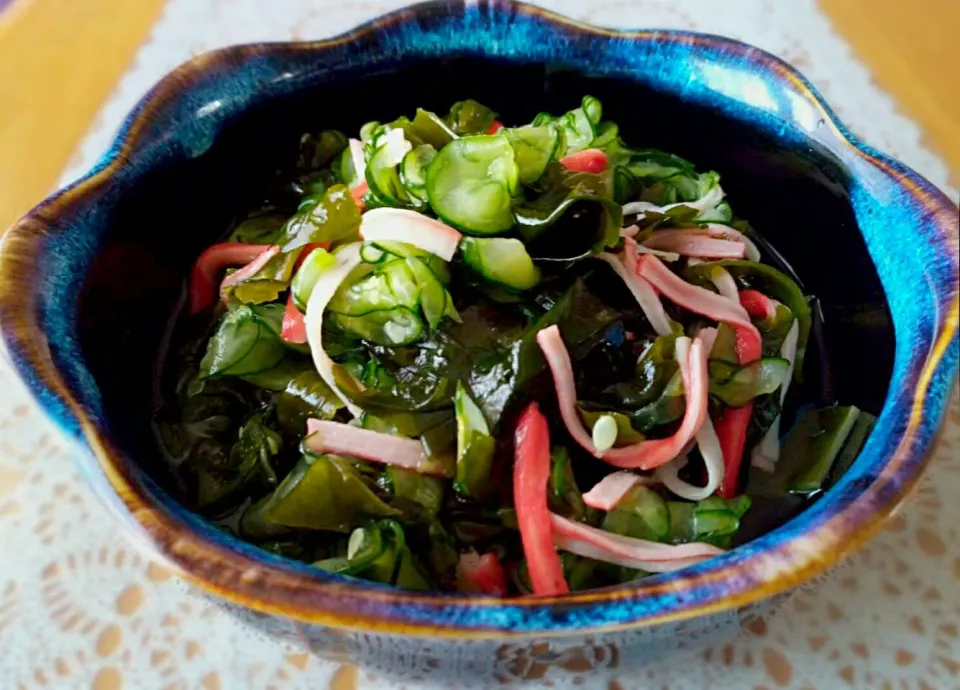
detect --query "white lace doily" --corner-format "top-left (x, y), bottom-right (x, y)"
top-left (1, 2), bottom-right (957, 688)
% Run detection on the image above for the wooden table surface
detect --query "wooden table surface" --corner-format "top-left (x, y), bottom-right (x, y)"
top-left (0, 0), bottom-right (957, 231)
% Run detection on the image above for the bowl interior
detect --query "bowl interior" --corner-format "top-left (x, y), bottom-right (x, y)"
top-left (77, 56), bottom-right (894, 504)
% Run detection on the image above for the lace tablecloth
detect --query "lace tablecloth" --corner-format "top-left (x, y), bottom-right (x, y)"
top-left (1, 1), bottom-right (958, 688)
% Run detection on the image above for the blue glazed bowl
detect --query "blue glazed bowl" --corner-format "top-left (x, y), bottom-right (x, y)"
top-left (1, 0), bottom-right (957, 684)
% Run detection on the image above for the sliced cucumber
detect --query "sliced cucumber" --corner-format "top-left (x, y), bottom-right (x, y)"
top-left (399, 144), bottom-right (437, 203)
top-left (425, 135), bottom-right (518, 235)
top-left (328, 269), bottom-right (399, 316)
top-left (199, 305), bottom-right (288, 379)
top-left (405, 257), bottom-right (447, 330)
top-left (503, 124), bottom-right (563, 184)
top-left (460, 237), bottom-right (540, 291)
top-left (591, 121), bottom-right (619, 149)
top-left (602, 485), bottom-right (669, 542)
top-left (531, 112), bottom-right (553, 127)
top-left (370, 240), bottom-right (451, 285)
top-left (369, 240), bottom-right (422, 259)
top-left (359, 121), bottom-right (381, 143)
top-left (559, 105), bottom-right (595, 154)
top-left (331, 306), bottom-right (424, 347)
top-left (381, 259), bottom-right (421, 310)
top-left (360, 243), bottom-right (386, 264)
top-left (365, 128), bottom-right (417, 208)
top-left (581, 95), bottom-right (603, 126)
top-left (290, 247), bottom-right (336, 310)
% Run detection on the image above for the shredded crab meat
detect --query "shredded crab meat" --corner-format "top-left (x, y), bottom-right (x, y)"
top-left (700, 223), bottom-right (761, 261)
top-left (636, 254), bottom-right (755, 330)
top-left (656, 414), bottom-right (725, 501)
top-left (551, 514), bottom-right (723, 572)
top-left (595, 247), bottom-right (672, 337)
top-left (218, 245), bottom-right (280, 295)
top-left (642, 229), bottom-right (746, 259)
top-left (305, 419), bottom-right (447, 475)
top-left (537, 325), bottom-right (711, 470)
top-left (582, 472), bottom-right (654, 511)
top-left (359, 208), bottom-right (462, 261)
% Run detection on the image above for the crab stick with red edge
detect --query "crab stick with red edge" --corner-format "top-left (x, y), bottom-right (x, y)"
top-left (486, 120), bottom-right (504, 134)
top-left (597, 238), bottom-right (672, 336)
top-left (456, 551), bottom-right (507, 596)
top-left (189, 242), bottom-right (277, 314)
top-left (281, 294), bottom-right (307, 344)
top-left (513, 403), bottom-right (569, 596)
top-left (714, 286), bottom-right (766, 497)
top-left (350, 180), bottom-right (369, 211)
top-left (359, 208), bottom-right (462, 261)
top-left (582, 472), bottom-right (654, 511)
top-left (551, 514), bottom-right (723, 573)
top-left (305, 419), bottom-right (448, 475)
top-left (738, 289), bottom-right (777, 321)
top-left (559, 148), bottom-right (608, 174)
top-left (281, 243), bottom-right (330, 344)
top-left (641, 229), bottom-right (746, 259)
top-left (218, 245), bottom-right (281, 301)
top-left (635, 254), bottom-right (753, 327)
top-left (537, 325), bottom-right (711, 470)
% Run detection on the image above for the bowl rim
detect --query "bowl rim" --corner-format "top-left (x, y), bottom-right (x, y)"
top-left (1, 0), bottom-right (957, 638)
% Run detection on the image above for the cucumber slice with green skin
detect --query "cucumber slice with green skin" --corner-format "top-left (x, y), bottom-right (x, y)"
top-left (531, 112), bottom-right (553, 127)
top-left (331, 306), bottom-right (424, 346)
top-left (359, 121), bottom-right (381, 143)
top-left (558, 104), bottom-right (596, 155)
top-left (370, 241), bottom-right (453, 285)
top-left (199, 305), bottom-right (288, 379)
top-left (601, 485), bottom-right (669, 542)
top-left (370, 240), bottom-right (424, 259)
top-left (531, 103), bottom-right (599, 156)
top-left (503, 124), bottom-right (563, 184)
top-left (581, 95), bottom-right (603, 126)
top-left (365, 128), bottom-right (418, 209)
top-left (360, 243), bottom-right (387, 264)
top-left (290, 247), bottom-right (336, 310)
top-left (328, 259), bottom-right (420, 315)
top-left (399, 144), bottom-right (437, 203)
top-left (381, 259), bottom-right (422, 310)
top-left (698, 200), bottom-right (733, 223)
top-left (405, 257), bottom-right (447, 330)
top-left (425, 135), bottom-right (519, 235)
top-left (591, 121), bottom-right (619, 149)
top-left (460, 237), bottom-right (541, 291)
top-left (327, 268), bottom-right (395, 316)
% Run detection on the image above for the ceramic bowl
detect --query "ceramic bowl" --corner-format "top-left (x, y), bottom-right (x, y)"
top-left (1, 0), bottom-right (957, 684)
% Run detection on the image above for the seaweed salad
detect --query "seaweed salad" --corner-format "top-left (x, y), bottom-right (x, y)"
top-left (156, 96), bottom-right (874, 595)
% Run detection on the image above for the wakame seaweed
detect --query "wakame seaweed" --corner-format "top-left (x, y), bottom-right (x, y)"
top-left (156, 96), bottom-right (870, 596)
